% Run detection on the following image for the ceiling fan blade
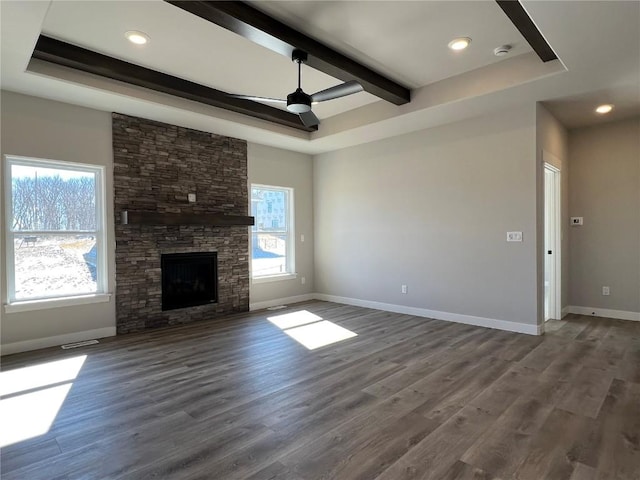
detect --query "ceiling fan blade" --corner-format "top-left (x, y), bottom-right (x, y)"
top-left (299, 110), bottom-right (320, 128)
top-left (310, 81), bottom-right (363, 103)
top-left (228, 94), bottom-right (286, 104)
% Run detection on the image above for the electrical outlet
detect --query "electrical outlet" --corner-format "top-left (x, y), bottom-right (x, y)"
top-left (401, 285), bottom-right (408, 294)
top-left (301, 276), bottom-right (306, 285)
top-left (507, 231), bottom-right (523, 242)
top-left (300, 234), bottom-right (305, 243)
top-left (602, 286), bottom-right (610, 296)
top-left (188, 193), bottom-right (196, 203)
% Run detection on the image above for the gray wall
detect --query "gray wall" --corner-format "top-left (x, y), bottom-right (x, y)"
top-left (568, 117), bottom-right (640, 313)
top-left (1, 91), bottom-right (116, 351)
top-left (313, 106), bottom-right (540, 329)
top-left (248, 143), bottom-right (315, 306)
top-left (7, 89), bottom-right (635, 351)
top-left (536, 104), bottom-right (570, 313)
top-left (0, 92), bottom-right (317, 352)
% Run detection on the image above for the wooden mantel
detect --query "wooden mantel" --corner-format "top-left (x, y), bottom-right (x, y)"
top-left (120, 211), bottom-right (254, 227)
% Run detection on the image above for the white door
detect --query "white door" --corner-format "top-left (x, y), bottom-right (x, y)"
top-left (544, 160), bottom-right (561, 321)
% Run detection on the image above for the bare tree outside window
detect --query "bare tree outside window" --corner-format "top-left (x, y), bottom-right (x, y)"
top-left (6, 158), bottom-right (105, 302)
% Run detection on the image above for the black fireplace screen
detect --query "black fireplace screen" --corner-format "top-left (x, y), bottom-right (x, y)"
top-left (161, 252), bottom-right (218, 311)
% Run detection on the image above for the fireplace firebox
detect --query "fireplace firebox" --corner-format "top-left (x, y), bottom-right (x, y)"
top-left (161, 252), bottom-right (218, 311)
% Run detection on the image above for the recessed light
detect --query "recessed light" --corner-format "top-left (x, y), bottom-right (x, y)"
top-left (595, 104), bottom-right (613, 114)
top-left (448, 37), bottom-right (471, 51)
top-left (125, 31), bottom-right (149, 45)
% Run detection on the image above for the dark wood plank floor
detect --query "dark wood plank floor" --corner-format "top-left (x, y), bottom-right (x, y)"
top-left (1, 301), bottom-right (639, 479)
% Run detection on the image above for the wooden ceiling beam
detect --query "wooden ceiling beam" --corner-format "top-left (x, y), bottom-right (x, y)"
top-left (496, 0), bottom-right (558, 62)
top-left (32, 35), bottom-right (316, 132)
top-left (166, 1), bottom-right (411, 105)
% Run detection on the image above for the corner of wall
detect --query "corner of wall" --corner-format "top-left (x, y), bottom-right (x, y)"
top-left (247, 142), bottom-right (315, 305)
top-left (536, 102), bottom-right (570, 322)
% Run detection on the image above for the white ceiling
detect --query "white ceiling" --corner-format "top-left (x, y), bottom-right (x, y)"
top-left (39, 0), bottom-right (533, 119)
top-left (40, 0), bottom-right (380, 120)
top-left (252, 1), bottom-right (533, 88)
top-left (1, 1), bottom-right (639, 154)
top-left (544, 85), bottom-right (640, 129)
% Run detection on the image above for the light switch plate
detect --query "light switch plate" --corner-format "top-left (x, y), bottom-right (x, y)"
top-left (507, 231), bottom-right (523, 242)
top-left (570, 217), bottom-right (583, 226)
top-left (188, 193), bottom-right (196, 203)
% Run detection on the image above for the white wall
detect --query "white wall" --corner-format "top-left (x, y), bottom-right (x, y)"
top-left (568, 117), bottom-right (640, 317)
top-left (536, 103), bottom-right (570, 314)
top-left (1, 91), bottom-right (116, 353)
top-left (313, 106), bottom-right (540, 333)
top-left (247, 143), bottom-right (315, 308)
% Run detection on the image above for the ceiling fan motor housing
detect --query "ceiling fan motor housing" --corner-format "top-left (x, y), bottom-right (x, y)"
top-left (292, 49), bottom-right (308, 63)
top-left (287, 88), bottom-right (312, 113)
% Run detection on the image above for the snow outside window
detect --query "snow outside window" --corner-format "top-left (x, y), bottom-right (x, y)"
top-left (5, 156), bottom-right (107, 303)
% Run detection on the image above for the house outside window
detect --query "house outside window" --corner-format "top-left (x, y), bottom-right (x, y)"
top-left (4, 155), bottom-right (107, 305)
top-left (250, 184), bottom-right (295, 281)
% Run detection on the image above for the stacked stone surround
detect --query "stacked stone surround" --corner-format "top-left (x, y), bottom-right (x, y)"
top-left (112, 113), bottom-right (249, 334)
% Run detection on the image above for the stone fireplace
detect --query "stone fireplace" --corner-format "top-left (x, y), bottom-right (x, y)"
top-left (112, 113), bottom-right (250, 334)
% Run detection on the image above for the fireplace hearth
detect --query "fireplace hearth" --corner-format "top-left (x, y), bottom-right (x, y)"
top-left (161, 252), bottom-right (218, 311)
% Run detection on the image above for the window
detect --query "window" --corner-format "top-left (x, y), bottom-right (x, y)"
top-left (250, 185), bottom-right (294, 280)
top-left (4, 156), bottom-right (106, 304)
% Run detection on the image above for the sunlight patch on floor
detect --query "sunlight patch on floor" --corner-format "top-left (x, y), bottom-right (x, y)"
top-left (267, 310), bottom-right (358, 350)
top-left (283, 320), bottom-right (358, 350)
top-left (267, 310), bottom-right (323, 329)
top-left (0, 354), bottom-right (86, 447)
top-left (0, 355), bottom-right (87, 396)
top-left (0, 383), bottom-right (73, 447)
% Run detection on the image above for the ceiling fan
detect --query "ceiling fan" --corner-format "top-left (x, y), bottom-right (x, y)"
top-left (229, 49), bottom-right (363, 128)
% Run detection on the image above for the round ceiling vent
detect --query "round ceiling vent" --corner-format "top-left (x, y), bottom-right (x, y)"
top-left (494, 45), bottom-right (512, 56)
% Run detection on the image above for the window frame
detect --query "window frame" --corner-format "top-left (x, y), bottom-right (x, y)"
top-left (250, 183), bottom-right (296, 283)
top-left (4, 155), bottom-right (108, 308)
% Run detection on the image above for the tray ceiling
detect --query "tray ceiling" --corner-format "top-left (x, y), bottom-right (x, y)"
top-left (1, 1), bottom-right (638, 153)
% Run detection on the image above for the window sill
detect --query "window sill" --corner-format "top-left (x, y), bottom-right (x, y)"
top-left (252, 273), bottom-right (297, 284)
top-left (4, 293), bottom-right (112, 314)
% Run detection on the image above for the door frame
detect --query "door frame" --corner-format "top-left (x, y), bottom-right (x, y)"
top-left (543, 157), bottom-right (562, 321)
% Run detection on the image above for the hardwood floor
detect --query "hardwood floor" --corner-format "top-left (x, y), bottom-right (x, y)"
top-left (1, 301), bottom-right (639, 479)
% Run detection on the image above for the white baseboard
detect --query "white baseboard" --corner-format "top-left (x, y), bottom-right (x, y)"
top-left (561, 306), bottom-right (570, 319)
top-left (315, 294), bottom-right (542, 335)
top-left (566, 306), bottom-right (640, 322)
top-left (1, 327), bottom-right (116, 356)
top-left (2, 292), bottom-right (552, 355)
top-left (249, 294), bottom-right (316, 312)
